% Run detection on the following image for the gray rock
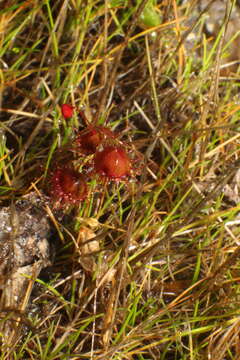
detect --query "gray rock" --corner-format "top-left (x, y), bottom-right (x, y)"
top-left (0, 192), bottom-right (51, 346)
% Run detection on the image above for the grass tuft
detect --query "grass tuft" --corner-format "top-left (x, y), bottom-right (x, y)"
top-left (1, 0), bottom-right (240, 359)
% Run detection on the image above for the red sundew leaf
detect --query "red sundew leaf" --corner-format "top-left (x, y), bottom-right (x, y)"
top-left (94, 146), bottom-right (131, 180)
top-left (50, 167), bottom-right (88, 205)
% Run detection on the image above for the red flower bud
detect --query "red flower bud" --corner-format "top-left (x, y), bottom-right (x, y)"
top-left (61, 104), bottom-right (74, 119)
